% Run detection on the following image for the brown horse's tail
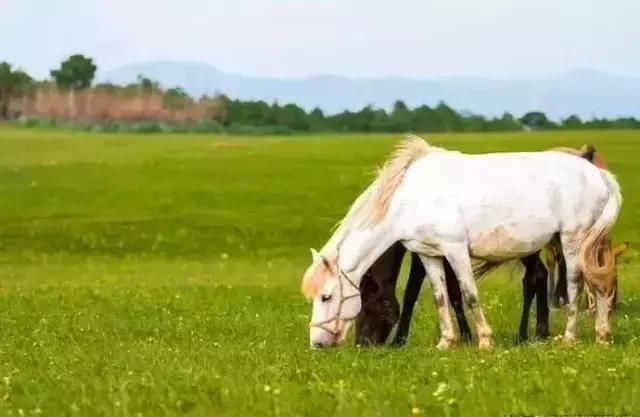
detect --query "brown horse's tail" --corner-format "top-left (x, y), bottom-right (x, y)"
top-left (578, 170), bottom-right (622, 287)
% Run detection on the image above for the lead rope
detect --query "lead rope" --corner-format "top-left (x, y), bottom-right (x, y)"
top-left (308, 269), bottom-right (361, 339)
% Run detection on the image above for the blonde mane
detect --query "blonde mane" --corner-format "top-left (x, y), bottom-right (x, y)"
top-left (302, 135), bottom-right (434, 297)
top-left (359, 134), bottom-right (433, 226)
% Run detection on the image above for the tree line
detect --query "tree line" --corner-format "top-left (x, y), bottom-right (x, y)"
top-left (1, 54), bottom-right (639, 133)
top-left (217, 98), bottom-right (640, 132)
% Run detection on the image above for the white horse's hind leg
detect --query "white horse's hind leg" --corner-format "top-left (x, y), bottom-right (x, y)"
top-left (418, 255), bottom-right (457, 349)
top-left (594, 287), bottom-right (611, 343)
top-left (442, 245), bottom-right (493, 349)
top-left (560, 234), bottom-right (583, 344)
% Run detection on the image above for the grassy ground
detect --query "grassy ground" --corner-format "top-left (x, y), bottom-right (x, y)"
top-left (0, 126), bottom-right (639, 416)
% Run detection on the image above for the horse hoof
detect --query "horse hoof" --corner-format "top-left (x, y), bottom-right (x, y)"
top-left (478, 338), bottom-right (493, 350)
top-left (436, 338), bottom-right (456, 350)
top-left (596, 331), bottom-right (612, 345)
top-left (391, 338), bottom-right (407, 348)
top-left (536, 328), bottom-right (551, 340)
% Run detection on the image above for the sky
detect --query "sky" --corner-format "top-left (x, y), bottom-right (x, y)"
top-left (1, 0), bottom-right (639, 80)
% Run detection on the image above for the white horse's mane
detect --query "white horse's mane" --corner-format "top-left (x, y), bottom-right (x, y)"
top-left (321, 135), bottom-right (438, 257)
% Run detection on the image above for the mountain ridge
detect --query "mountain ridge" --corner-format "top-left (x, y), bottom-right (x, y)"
top-left (100, 61), bottom-right (640, 119)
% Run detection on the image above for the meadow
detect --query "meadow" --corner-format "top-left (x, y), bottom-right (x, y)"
top-left (0, 126), bottom-right (639, 417)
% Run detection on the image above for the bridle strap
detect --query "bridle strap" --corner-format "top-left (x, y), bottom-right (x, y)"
top-left (309, 268), bottom-right (361, 338)
top-left (340, 269), bottom-right (360, 292)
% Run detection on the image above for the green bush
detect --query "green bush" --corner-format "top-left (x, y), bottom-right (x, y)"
top-left (15, 118), bottom-right (229, 135)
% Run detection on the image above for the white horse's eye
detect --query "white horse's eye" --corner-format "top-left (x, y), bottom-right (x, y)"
top-left (321, 294), bottom-right (332, 303)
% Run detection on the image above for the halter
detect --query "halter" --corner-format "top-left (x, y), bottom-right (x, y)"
top-left (308, 268), bottom-right (361, 340)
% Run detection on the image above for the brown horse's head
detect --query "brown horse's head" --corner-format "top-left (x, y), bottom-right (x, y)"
top-left (579, 144), bottom-right (608, 169)
top-left (354, 243), bottom-right (405, 346)
top-left (355, 271), bottom-right (400, 345)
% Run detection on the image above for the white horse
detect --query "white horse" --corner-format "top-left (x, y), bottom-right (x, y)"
top-left (302, 135), bottom-right (622, 349)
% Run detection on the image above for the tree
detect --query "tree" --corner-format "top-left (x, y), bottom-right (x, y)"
top-left (562, 115), bottom-right (583, 130)
top-left (309, 107), bottom-right (325, 131)
top-left (0, 62), bottom-right (35, 119)
top-left (210, 94), bottom-right (231, 126)
top-left (264, 101), bottom-right (281, 127)
top-left (435, 101), bottom-right (462, 131)
top-left (520, 111), bottom-right (554, 130)
top-left (241, 100), bottom-right (271, 125)
top-left (486, 112), bottom-right (522, 131)
top-left (163, 87), bottom-right (190, 109)
top-left (390, 100), bottom-right (411, 132)
top-left (369, 108), bottom-right (391, 132)
top-left (137, 74), bottom-right (160, 92)
top-left (351, 105), bottom-right (376, 131)
top-left (50, 54), bottom-right (97, 89)
top-left (278, 103), bottom-right (309, 131)
top-left (611, 117), bottom-right (640, 129)
top-left (410, 105), bottom-right (438, 132)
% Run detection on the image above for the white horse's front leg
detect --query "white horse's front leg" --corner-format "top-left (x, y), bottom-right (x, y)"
top-left (442, 244), bottom-right (493, 349)
top-left (419, 255), bottom-right (457, 349)
top-left (561, 235), bottom-right (583, 344)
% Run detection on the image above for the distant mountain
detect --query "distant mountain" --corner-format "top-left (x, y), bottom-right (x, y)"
top-left (100, 62), bottom-right (640, 119)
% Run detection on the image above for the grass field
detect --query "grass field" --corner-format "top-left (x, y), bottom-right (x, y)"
top-left (1, 126), bottom-right (639, 417)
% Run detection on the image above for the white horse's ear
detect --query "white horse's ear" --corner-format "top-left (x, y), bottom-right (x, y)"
top-left (310, 248), bottom-right (333, 272)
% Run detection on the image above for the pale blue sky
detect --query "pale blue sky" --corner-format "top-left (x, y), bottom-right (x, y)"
top-left (1, 0), bottom-right (639, 79)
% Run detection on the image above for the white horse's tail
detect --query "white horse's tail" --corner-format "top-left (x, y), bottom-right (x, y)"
top-left (578, 170), bottom-right (622, 286)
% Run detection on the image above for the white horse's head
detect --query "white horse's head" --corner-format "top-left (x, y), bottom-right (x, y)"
top-left (302, 248), bottom-right (361, 348)
top-left (300, 136), bottom-right (431, 348)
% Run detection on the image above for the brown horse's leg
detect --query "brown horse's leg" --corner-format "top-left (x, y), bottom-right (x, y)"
top-left (391, 252), bottom-right (425, 346)
top-left (518, 252), bottom-right (549, 343)
top-left (518, 255), bottom-right (537, 343)
top-left (444, 258), bottom-right (472, 343)
top-left (532, 255), bottom-right (551, 339)
top-left (549, 239), bottom-right (569, 307)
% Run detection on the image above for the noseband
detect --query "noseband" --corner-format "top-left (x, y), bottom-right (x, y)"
top-left (309, 269), bottom-right (361, 339)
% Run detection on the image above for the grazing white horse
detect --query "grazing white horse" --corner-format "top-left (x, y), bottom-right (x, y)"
top-left (302, 135), bottom-right (621, 349)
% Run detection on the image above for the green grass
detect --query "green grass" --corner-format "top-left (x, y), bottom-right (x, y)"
top-left (1, 125), bottom-right (639, 416)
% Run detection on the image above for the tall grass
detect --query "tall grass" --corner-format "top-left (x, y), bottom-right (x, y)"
top-left (9, 84), bottom-right (223, 123)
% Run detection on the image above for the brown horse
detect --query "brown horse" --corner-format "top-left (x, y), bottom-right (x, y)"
top-left (545, 145), bottom-right (627, 312)
top-left (355, 144), bottom-right (626, 346)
